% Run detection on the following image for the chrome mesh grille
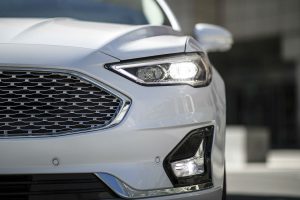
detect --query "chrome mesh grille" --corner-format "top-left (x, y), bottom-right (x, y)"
top-left (0, 69), bottom-right (123, 137)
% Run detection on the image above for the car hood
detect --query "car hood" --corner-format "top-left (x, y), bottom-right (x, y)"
top-left (0, 18), bottom-right (188, 60)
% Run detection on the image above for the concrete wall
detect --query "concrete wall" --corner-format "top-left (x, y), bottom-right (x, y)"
top-left (166, 0), bottom-right (219, 34)
top-left (168, 0), bottom-right (300, 40)
top-left (223, 0), bottom-right (300, 40)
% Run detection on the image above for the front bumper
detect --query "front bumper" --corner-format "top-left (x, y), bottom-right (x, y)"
top-left (0, 45), bottom-right (226, 199)
top-left (139, 187), bottom-right (222, 200)
top-left (0, 172), bottom-right (222, 200)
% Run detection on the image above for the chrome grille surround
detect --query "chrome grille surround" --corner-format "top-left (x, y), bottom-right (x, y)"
top-left (0, 67), bottom-right (131, 138)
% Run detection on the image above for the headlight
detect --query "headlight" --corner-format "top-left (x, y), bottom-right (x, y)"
top-left (106, 53), bottom-right (212, 87)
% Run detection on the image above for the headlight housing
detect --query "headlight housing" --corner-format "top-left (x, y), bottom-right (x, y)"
top-left (106, 53), bottom-right (212, 87)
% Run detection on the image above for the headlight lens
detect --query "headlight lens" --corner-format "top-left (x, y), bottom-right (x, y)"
top-left (107, 53), bottom-right (212, 87)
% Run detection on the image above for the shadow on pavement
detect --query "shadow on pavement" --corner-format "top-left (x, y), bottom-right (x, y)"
top-left (228, 195), bottom-right (300, 200)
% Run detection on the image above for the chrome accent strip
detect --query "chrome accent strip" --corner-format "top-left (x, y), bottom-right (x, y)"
top-left (95, 173), bottom-right (213, 199)
top-left (0, 66), bottom-right (131, 138)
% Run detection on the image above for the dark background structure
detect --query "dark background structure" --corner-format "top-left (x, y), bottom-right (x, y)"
top-left (167, 0), bottom-right (300, 149)
top-left (167, 1), bottom-right (300, 199)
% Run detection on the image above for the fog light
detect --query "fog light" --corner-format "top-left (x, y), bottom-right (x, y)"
top-left (171, 140), bottom-right (204, 177)
top-left (163, 126), bottom-right (214, 187)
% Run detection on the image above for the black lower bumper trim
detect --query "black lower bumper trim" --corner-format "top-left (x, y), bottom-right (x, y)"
top-left (0, 173), bottom-right (121, 200)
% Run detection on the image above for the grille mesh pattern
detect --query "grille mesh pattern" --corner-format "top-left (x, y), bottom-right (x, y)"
top-left (0, 173), bottom-right (120, 200)
top-left (0, 69), bottom-right (123, 137)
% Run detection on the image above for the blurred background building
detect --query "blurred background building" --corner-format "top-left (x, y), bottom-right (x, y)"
top-left (167, 0), bottom-right (300, 149)
top-left (165, 1), bottom-right (300, 198)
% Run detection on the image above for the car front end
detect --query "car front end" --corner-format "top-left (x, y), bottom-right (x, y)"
top-left (0, 1), bottom-right (228, 199)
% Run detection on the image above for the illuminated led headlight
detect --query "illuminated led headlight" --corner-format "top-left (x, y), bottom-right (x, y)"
top-left (107, 53), bottom-right (212, 87)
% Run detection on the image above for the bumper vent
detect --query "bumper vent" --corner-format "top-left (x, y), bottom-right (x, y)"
top-left (0, 69), bottom-right (124, 137)
top-left (0, 174), bottom-right (120, 200)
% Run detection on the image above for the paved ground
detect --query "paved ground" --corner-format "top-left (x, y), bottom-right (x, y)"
top-left (228, 195), bottom-right (300, 200)
top-left (226, 150), bottom-right (300, 200)
top-left (227, 167), bottom-right (300, 199)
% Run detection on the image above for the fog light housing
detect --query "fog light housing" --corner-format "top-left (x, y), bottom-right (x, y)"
top-left (163, 126), bottom-right (214, 187)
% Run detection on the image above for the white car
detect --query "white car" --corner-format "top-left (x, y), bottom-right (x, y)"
top-left (0, 0), bottom-right (232, 199)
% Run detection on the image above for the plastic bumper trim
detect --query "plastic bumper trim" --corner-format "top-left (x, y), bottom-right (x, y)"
top-left (95, 173), bottom-right (213, 199)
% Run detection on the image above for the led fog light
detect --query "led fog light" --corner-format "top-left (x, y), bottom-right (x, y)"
top-left (171, 140), bottom-right (204, 177)
top-left (163, 126), bottom-right (214, 187)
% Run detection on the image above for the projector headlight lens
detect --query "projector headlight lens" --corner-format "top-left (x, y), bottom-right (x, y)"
top-left (136, 65), bottom-right (166, 82)
top-left (107, 53), bottom-right (211, 87)
top-left (169, 62), bottom-right (199, 80)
